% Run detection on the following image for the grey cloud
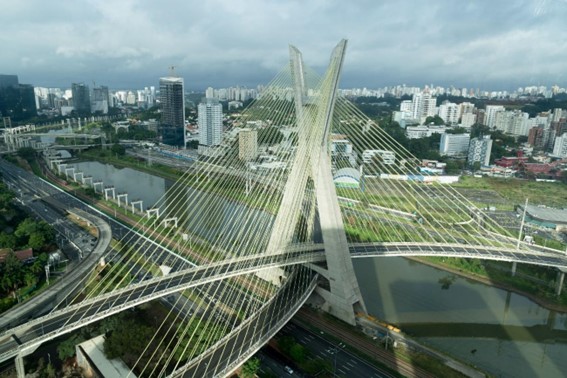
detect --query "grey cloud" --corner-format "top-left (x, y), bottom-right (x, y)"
top-left (3, 0), bottom-right (567, 90)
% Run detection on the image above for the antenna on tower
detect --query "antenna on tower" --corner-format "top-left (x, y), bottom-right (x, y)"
top-left (169, 66), bottom-right (176, 77)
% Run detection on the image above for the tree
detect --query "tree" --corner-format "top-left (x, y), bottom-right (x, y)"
top-left (257, 126), bottom-right (284, 145)
top-left (0, 232), bottom-right (17, 250)
top-left (58, 334), bottom-right (86, 360)
top-left (290, 343), bottom-right (307, 363)
top-left (444, 159), bottom-right (463, 175)
top-left (1, 250), bottom-right (23, 296)
top-left (0, 181), bottom-right (15, 210)
top-left (104, 319), bottom-right (154, 361)
top-left (424, 115), bottom-right (445, 125)
top-left (111, 143), bottom-right (126, 156)
top-left (28, 232), bottom-right (46, 250)
top-left (277, 335), bottom-right (295, 355)
top-left (17, 147), bottom-right (36, 162)
top-left (15, 218), bottom-right (54, 250)
top-left (240, 357), bottom-right (260, 378)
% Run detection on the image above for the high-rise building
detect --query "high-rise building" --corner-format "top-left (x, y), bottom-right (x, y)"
top-left (411, 92), bottom-right (437, 122)
top-left (437, 101), bottom-right (459, 124)
top-left (468, 135), bottom-right (493, 167)
top-left (0, 74), bottom-right (18, 89)
top-left (552, 133), bottom-right (567, 158)
top-left (71, 83), bottom-right (91, 115)
top-left (159, 76), bottom-right (185, 146)
top-left (205, 87), bottom-right (214, 99)
top-left (439, 133), bottom-right (470, 156)
top-left (238, 128), bottom-right (258, 161)
top-left (461, 113), bottom-right (477, 128)
top-left (484, 105), bottom-right (505, 128)
top-left (0, 74), bottom-right (36, 121)
top-left (198, 98), bottom-right (223, 147)
top-left (528, 127), bottom-right (543, 148)
top-left (91, 86), bottom-right (110, 114)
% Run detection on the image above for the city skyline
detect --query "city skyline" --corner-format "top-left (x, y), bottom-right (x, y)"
top-left (4, 0), bottom-right (567, 91)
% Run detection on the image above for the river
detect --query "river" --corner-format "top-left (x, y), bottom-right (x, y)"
top-left (72, 160), bottom-right (567, 377)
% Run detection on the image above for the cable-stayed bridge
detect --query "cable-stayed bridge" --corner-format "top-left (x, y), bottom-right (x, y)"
top-left (2, 40), bottom-right (566, 377)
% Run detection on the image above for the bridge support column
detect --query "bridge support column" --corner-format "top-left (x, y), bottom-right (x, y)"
top-left (73, 171), bottom-right (84, 183)
top-left (265, 40), bottom-right (365, 326)
top-left (57, 163), bottom-right (67, 174)
top-left (117, 193), bottom-right (128, 207)
top-left (15, 355), bottom-right (25, 378)
top-left (161, 217), bottom-right (178, 228)
top-left (64, 167), bottom-right (75, 179)
top-left (104, 187), bottom-right (115, 201)
top-left (147, 208), bottom-right (160, 218)
top-left (93, 181), bottom-right (103, 193)
top-left (131, 200), bottom-right (143, 213)
top-left (556, 271), bottom-right (565, 296)
top-left (511, 262), bottom-right (517, 276)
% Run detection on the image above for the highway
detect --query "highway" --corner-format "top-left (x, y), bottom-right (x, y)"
top-left (280, 321), bottom-right (398, 378)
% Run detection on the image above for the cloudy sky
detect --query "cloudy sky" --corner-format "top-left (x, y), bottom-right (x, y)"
top-left (3, 0), bottom-right (567, 91)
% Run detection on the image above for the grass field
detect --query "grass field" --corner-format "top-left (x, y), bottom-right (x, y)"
top-left (452, 176), bottom-right (567, 207)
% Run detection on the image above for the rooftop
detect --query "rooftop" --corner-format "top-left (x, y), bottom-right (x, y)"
top-left (524, 205), bottom-right (567, 225)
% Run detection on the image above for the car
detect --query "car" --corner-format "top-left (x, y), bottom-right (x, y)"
top-left (284, 366), bottom-right (294, 374)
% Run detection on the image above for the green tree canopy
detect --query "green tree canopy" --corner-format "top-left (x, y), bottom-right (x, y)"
top-left (240, 357), bottom-right (260, 378)
top-left (17, 147), bottom-right (36, 162)
top-left (111, 143), bottom-right (126, 156)
top-left (424, 115), bottom-right (445, 125)
top-left (257, 126), bottom-right (284, 145)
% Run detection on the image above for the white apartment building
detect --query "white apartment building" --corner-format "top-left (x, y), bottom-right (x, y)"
top-left (198, 98), bottom-right (223, 147)
top-left (461, 112), bottom-right (477, 128)
top-left (400, 100), bottom-right (413, 113)
top-left (552, 133), bottom-right (567, 158)
top-left (439, 133), bottom-right (470, 156)
top-left (484, 105), bottom-right (505, 128)
top-left (411, 92), bottom-right (437, 121)
top-left (438, 101), bottom-right (459, 124)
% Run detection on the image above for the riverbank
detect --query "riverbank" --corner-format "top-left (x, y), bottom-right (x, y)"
top-left (407, 256), bottom-right (567, 314)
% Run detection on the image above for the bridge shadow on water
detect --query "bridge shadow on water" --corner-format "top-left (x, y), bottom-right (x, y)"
top-left (353, 256), bottom-right (567, 378)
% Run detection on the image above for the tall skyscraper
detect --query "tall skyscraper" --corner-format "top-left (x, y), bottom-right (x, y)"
top-left (159, 76), bottom-right (185, 146)
top-left (0, 74), bottom-right (36, 121)
top-left (71, 83), bottom-right (91, 115)
top-left (91, 85), bottom-right (110, 114)
top-left (198, 98), bottom-right (223, 147)
top-left (0, 74), bottom-right (18, 89)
